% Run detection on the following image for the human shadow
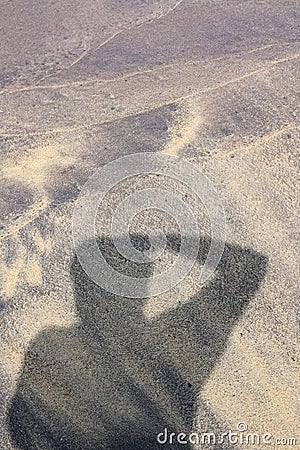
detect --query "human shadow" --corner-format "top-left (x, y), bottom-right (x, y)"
top-left (9, 235), bottom-right (267, 449)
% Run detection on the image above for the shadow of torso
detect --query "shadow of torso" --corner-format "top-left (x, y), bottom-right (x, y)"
top-left (9, 236), bottom-right (267, 449)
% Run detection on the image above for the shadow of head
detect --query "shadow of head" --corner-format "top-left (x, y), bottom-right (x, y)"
top-left (8, 234), bottom-right (267, 450)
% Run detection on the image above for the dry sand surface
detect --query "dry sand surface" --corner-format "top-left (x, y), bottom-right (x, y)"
top-left (0, 0), bottom-right (299, 449)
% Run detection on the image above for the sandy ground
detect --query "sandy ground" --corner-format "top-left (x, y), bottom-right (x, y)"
top-left (0, 0), bottom-right (299, 449)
